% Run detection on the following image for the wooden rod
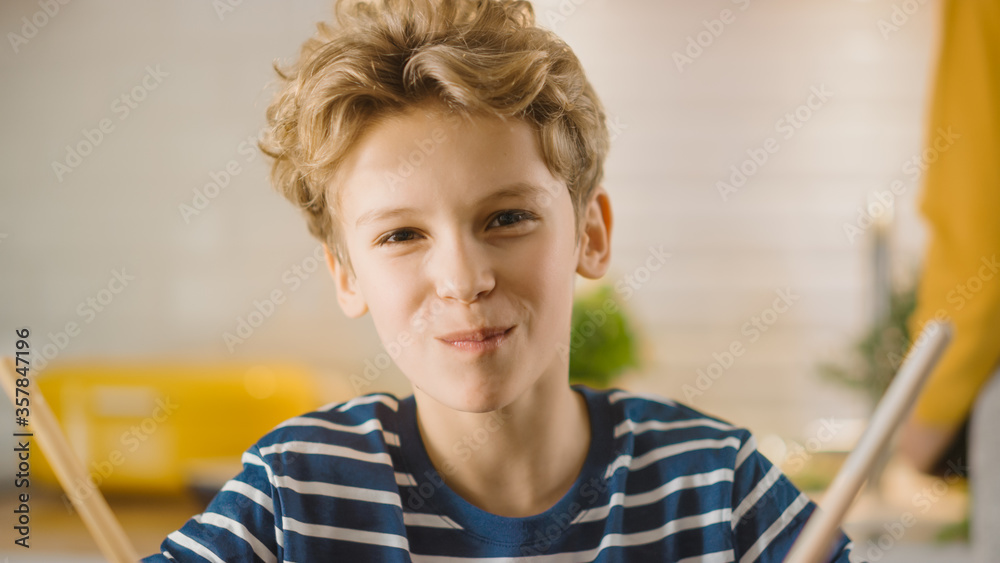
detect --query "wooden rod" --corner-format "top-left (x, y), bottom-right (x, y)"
top-left (784, 320), bottom-right (952, 563)
top-left (0, 357), bottom-right (140, 562)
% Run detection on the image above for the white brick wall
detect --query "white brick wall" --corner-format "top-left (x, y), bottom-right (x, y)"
top-left (543, 0), bottom-right (939, 436)
top-left (0, 0), bottom-right (939, 441)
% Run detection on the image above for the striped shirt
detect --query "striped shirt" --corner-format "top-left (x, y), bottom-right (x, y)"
top-left (143, 386), bottom-right (858, 562)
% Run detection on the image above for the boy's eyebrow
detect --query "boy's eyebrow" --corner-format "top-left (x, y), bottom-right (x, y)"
top-left (355, 206), bottom-right (418, 229)
top-left (483, 182), bottom-right (552, 204)
top-left (354, 182), bottom-right (552, 228)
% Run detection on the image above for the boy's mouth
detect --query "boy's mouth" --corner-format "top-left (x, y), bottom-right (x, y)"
top-left (436, 326), bottom-right (514, 353)
top-left (437, 326), bottom-right (513, 343)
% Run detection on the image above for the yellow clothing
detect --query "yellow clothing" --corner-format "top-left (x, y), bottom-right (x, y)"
top-left (909, 0), bottom-right (1000, 429)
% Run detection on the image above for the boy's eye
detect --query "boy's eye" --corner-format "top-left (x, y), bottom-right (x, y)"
top-left (374, 211), bottom-right (536, 247)
top-left (376, 229), bottom-right (419, 246)
top-left (489, 210), bottom-right (536, 228)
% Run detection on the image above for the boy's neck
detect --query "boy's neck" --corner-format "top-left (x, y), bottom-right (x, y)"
top-left (412, 377), bottom-right (591, 518)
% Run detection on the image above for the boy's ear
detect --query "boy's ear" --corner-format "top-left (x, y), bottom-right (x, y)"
top-left (576, 185), bottom-right (613, 279)
top-left (323, 244), bottom-right (369, 318)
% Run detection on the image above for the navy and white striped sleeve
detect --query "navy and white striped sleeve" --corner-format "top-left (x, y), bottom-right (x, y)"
top-left (142, 444), bottom-right (281, 563)
top-left (729, 433), bottom-right (856, 563)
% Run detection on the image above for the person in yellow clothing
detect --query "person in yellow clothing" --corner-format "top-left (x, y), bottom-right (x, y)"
top-left (898, 0), bottom-right (1000, 561)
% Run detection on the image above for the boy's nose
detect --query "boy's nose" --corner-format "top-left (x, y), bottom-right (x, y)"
top-left (432, 235), bottom-right (496, 304)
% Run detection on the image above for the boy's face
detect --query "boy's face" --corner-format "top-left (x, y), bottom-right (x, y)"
top-left (325, 103), bottom-right (609, 413)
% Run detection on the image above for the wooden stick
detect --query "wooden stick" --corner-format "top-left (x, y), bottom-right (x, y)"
top-left (0, 357), bottom-right (140, 563)
top-left (783, 320), bottom-right (953, 563)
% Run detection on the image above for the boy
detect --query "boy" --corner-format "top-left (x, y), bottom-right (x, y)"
top-left (145, 0), bottom-right (858, 560)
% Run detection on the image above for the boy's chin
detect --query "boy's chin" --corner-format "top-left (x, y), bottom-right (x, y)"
top-left (413, 380), bottom-right (521, 414)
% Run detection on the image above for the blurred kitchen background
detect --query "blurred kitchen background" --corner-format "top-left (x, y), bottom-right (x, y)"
top-left (0, 0), bottom-right (982, 561)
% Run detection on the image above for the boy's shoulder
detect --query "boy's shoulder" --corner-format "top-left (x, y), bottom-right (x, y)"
top-left (594, 386), bottom-right (748, 435)
top-left (589, 386), bottom-right (756, 465)
top-left (251, 391), bottom-right (406, 453)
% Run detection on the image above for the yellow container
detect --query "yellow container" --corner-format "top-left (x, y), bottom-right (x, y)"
top-left (33, 361), bottom-right (323, 496)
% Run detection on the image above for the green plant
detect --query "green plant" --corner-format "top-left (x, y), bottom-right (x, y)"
top-left (567, 283), bottom-right (642, 388)
top-left (935, 514), bottom-right (970, 543)
top-left (818, 282), bottom-right (918, 405)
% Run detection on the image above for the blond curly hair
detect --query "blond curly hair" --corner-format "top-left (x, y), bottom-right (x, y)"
top-left (259, 0), bottom-right (609, 275)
